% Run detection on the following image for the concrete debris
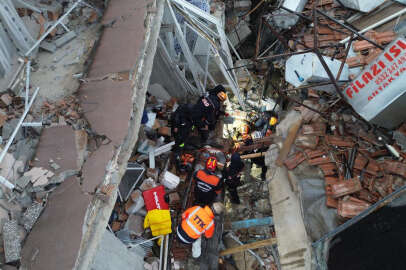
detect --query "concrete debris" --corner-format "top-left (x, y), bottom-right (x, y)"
top-left (21, 202), bottom-right (44, 231)
top-left (54, 31), bottom-right (77, 48)
top-left (271, 0), bottom-right (308, 29)
top-left (3, 219), bottom-right (21, 263)
top-left (339, 0), bottom-right (385, 13)
top-left (23, 167), bottom-right (54, 187)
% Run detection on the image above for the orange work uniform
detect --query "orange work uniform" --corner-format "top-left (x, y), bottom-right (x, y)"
top-left (194, 169), bottom-right (222, 205)
top-left (176, 205), bottom-right (215, 244)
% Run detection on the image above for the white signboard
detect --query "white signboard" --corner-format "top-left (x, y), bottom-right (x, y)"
top-left (344, 37), bottom-right (406, 122)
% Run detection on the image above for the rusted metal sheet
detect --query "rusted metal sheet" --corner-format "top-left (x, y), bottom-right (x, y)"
top-left (338, 196), bottom-right (371, 218)
top-left (331, 178), bottom-right (362, 198)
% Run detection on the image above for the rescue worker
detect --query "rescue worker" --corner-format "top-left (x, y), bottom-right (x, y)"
top-left (194, 156), bottom-right (222, 205)
top-left (143, 185), bottom-right (172, 246)
top-left (176, 202), bottom-right (224, 258)
top-left (222, 153), bottom-right (245, 204)
top-left (194, 85), bottom-right (228, 143)
top-left (171, 104), bottom-right (195, 154)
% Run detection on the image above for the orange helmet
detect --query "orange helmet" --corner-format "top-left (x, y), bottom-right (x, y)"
top-left (206, 156), bottom-right (218, 171)
top-left (217, 91), bottom-right (227, 102)
top-left (240, 124), bottom-right (250, 136)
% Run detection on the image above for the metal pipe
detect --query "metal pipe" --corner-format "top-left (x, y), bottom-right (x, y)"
top-left (258, 40), bottom-right (278, 57)
top-left (228, 232), bottom-right (265, 267)
top-left (60, 22), bottom-right (70, 32)
top-left (7, 58), bottom-right (25, 89)
top-left (25, 60), bottom-right (31, 111)
top-left (25, 0), bottom-right (83, 57)
top-left (21, 122), bottom-right (43, 127)
top-left (130, 235), bottom-right (162, 247)
top-left (316, 9), bottom-right (384, 50)
top-left (163, 234), bottom-right (169, 270)
top-left (159, 235), bottom-right (164, 270)
top-left (312, 184), bottom-right (406, 246)
top-left (227, 217), bottom-right (273, 230)
top-left (255, 49), bottom-right (313, 62)
top-left (204, 46), bottom-right (210, 90)
top-left (336, 35), bottom-right (354, 81)
top-left (0, 87), bottom-right (40, 189)
top-left (341, 7), bottom-right (406, 44)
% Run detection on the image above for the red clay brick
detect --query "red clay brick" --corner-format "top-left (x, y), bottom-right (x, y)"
top-left (330, 178), bottom-right (362, 198)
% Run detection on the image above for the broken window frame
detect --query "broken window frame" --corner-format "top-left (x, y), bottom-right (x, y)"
top-left (161, 0), bottom-right (245, 107)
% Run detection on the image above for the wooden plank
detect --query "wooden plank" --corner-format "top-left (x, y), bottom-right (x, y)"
top-left (275, 119), bottom-right (302, 167)
top-left (220, 238), bottom-right (277, 256)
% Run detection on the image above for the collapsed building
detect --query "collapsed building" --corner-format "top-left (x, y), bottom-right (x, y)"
top-left (0, 0), bottom-right (405, 270)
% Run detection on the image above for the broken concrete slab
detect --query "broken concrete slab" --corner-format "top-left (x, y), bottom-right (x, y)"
top-left (39, 41), bottom-right (57, 53)
top-left (21, 177), bottom-right (91, 269)
top-left (54, 31), bottom-right (77, 48)
top-left (21, 202), bottom-right (44, 231)
top-left (3, 219), bottom-right (21, 263)
top-left (79, 80), bottom-right (133, 145)
top-left (80, 144), bottom-right (115, 193)
top-left (23, 167), bottom-right (54, 187)
top-left (268, 166), bottom-right (311, 269)
top-left (148, 83), bottom-right (171, 101)
top-left (89, 2), bottom-right (147, 77)
top-left (125, 214), bottom-right (144, 237)
top-left (2, 119), bottom-right (24, 141)
top-left (271, 0), bottom-right (308, 29)
top-left (91, 230), bottom-right (144, 270)
top-left (32, 126), bottom-right (77, 173)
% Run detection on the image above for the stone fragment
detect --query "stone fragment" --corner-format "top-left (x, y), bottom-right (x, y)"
top-left (139, 178), bottom-right (156, 191)
top-left (126, 214), bottom-right (144, 237)
top-left (1, 94), bottom-right (12, 106)
top-left (3, 220), bottom-right (21, 263)
top-left (21, 202), bottom-right (44, 231)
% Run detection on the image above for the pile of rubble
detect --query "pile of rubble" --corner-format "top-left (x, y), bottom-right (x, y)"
top-left (282, 105), bottom-right (406, 219)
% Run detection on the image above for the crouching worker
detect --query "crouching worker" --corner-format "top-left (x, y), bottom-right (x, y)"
top-left (176, 202), bottom-right (224, 258)
top-left (194, 156), bottom-right (222, 205)
top-left (222, 153), bottom-right (245, 204)
top-left (143, 186), bottom-right (172, 245)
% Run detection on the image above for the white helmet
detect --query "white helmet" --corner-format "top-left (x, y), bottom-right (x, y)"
top-left (212, 202), bottom-right (225, 215)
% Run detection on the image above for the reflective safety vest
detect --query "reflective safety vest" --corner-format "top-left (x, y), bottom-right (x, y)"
top-left (195, 170), bottom-right (221, 193)
top-left (179, 206), bottom-right (215, 241)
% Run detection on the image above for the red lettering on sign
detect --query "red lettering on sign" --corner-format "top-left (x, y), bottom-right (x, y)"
top-left (362, 72), bottom-right (373, 84)
top-left (397, 40), bottom-right (406, 49)
top-left (355, 80), bottom-right (365, 89)
top-left (372, 64), bottom-right (381, 76)
top-left (384, 52), bottom-right (394, 62)
top-left (346, 88), bottom-right (353, 99)
top-left (390, 45), bottom-right (402, 58)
